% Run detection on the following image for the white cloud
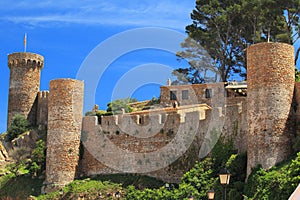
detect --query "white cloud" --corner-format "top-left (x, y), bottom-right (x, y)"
top-left (0, 0), bottom-right (194, 29)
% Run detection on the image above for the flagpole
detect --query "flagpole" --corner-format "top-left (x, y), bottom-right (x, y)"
top-left (24, 33), bottom-right (27, 52)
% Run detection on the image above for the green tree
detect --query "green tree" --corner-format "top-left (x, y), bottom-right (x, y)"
top-left (106, 98), bottom-right (135, 114)
top-left (6, 114), bottom-right (29, 141)
top-left (286, 152), bottom-right (300, 195)
top-left (175, 0), bottom-right (299, 83)
top-left (281, 0), bottom-right (300, 47)
top-left (181, 158), bottom-right (216, 199)
top-left (182, 0), bottom-right (247, 82)
top-left (174, 37), bottom-right (218, 84)
top-left (28, 139), bottom-right (46, 177)
top-left (241, 0), bottom-right (299, 46)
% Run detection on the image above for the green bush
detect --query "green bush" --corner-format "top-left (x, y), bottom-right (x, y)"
top-left (38, 179), bottom-right (122, 199)
top-left (244, 153), bottom-right (300, 199)
top-left (28, 139), bottom-right (46, 177)
top-left (147, 97), bottom-right (160, 105)
top-left (211, 138), bottom-right (236, 174)
top-left (107, 98), bottom-right (135, 114)
top-left (7, 147), bottom-right (31, 176)
top-left (6, 114), bottom-right (29, 141)
top-left (181, 157), bottom-right (216, 199)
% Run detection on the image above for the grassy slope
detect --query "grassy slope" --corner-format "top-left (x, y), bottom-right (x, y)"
top-left (0, 173), bottom-right (164, 199)
top-left (1, 151), bottom-right (299, 199)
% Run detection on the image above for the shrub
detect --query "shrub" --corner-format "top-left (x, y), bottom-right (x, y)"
top-left (28, 139), bottom-right (46, 176)
top-left (6, 114), bottom-right (29, 141)
top-left (181, 157), bottom-right (216, 199)
top-left (107, 98), bottom-right (134, 114)
top-left (244, 153), bottom-right (300, 200)
top-left (211, 137), bottom-right (236, 174)
top-left (7, 147), bottom-right (31, 176)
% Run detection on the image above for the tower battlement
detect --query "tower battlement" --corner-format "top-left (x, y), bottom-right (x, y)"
top-left (7, 52), bottom-right (44, 127)
top-left (38, 90), bottom-right (49, 99)
top-left (37, 91), bottom-right (49, 128)
top-left (8, 52), bottom-right (44, 69)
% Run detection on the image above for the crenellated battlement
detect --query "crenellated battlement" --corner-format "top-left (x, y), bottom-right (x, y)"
top-left (93, 104), bottom-right (210, 127)
top-left (37, 90), bottom-right (49, 128)
top-left (82, 99), bottom-right (245, 137)
top-left (8, 52), bottom-right (44, 69)
top-left (7, 52), bottom-right (44, 127)
top-left (38, 90), bottom-right (49, 99)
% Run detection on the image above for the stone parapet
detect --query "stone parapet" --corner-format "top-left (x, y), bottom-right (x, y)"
top-left (8, 52), bottom-right (44, 69)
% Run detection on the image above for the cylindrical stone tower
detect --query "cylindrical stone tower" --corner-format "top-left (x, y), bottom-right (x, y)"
top-left (44, 79), bottom-right (84, 193)
top-left (7, 52), bottom-right (44, 127)
top-left (247, 42), bottom-right (294, 176)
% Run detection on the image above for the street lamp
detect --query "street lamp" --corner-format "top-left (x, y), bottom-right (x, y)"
top-left (187, 195), bottom-right (194, 200)
top-left (115, 191), bottom-right (121, 199)
top-left (218, 168), bottom-right (231, 200)
top-left (207, 188), bottom-right (215, 200)
top-left (165, 183), bottom-right (174, 191)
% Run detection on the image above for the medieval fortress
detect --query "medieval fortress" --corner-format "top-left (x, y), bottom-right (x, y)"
top-left (5, 42), bottom-right (299, 192)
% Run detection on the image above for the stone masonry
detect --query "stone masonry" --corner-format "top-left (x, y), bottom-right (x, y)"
top-left (37, 91), bottom-right (49, 129)
top-left (7, 52), bottom-right (44, 127)
top-left (4, 42), bottom-right (299, 191)
top-left (44, 79), bottom-right (84, 192)
top-left (247, 42), bottom-right (295, 176)
top-left (80, 99), bottom-right (247, 183)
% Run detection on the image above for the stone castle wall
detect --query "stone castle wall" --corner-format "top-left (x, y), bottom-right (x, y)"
top-left (247, 42), bottom-right (295, 176)
top-left (7, 52), bottom-right (44, 126)
top-left (5, 41), bottom-right (297, 190)
top-left (80, 97), bottom-right (247, 183)
top-left (37, 90), bottom-right (49, 129)
top-left (44, 79), bottom-right (84, 192)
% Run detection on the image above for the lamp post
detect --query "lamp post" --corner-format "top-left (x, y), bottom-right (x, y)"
top-left (115, 191), bottom-right (121, 199)
top-left (207, 188), bottom-right (215, 200)
top-left (187, 195), bottom-right (194, 200)
top-left (218, 168), bottom-right (231, 200)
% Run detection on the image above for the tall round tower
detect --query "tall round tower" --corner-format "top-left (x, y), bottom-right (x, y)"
top-left (44, 78), bottom-right (84, 193)
top-left (247, 42), bottom-right (294, 176)
top-left (7, 52), bottom-right (44, 127)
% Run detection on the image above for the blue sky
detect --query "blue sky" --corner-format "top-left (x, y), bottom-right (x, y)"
top-left (0, 1), bottom-right (195, 132)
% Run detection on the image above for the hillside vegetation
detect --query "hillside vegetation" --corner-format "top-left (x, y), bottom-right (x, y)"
top-left (1, 138), bottom-right (300, 199)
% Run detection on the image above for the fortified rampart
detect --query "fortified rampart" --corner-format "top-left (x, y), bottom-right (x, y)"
top-left (80, 97), bottom-right (247, 183)
top-left (4, 42), bottom-right (298, 192)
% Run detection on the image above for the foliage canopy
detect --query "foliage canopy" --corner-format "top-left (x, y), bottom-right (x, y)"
top-left (174, 0), bottom-right (300, 83)
top-left (6, 114), bottom-right (29, 141)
